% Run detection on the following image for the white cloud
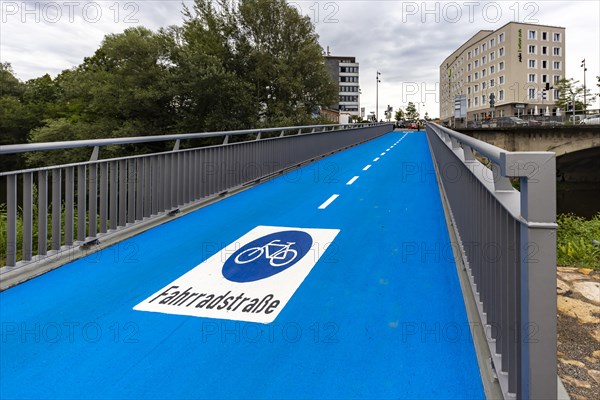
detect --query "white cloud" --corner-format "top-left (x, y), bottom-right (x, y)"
top-left (1, 0), bottom-right (598, 118)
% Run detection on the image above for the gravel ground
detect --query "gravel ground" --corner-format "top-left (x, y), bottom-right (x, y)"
top-left (556, 268), bottom-right (600, 400)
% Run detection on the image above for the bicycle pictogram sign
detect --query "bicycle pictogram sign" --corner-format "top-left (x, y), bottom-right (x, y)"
top-left (223, 230), bottom-right (313, 283)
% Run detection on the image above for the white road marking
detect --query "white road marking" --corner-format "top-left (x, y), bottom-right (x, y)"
top-left (380, 152), bottom-right (386, 156)
top-left (363, 165), bottom-right (372, 171)
top-left (373, 157), bottom-right (380, 162)
top-left (318, 194), bottom-right (339, 209)
top-left (346, 176), bottom-right (360, 185)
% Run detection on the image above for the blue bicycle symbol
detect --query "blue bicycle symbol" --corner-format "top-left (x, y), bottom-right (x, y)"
top-left (234, 240), bottom-right (299, 267)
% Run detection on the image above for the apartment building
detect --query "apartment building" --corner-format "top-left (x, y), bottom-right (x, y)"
top-left (440, 22), bottom-right (566, 124)
top-left (325, 55), bottom-right (360, 116)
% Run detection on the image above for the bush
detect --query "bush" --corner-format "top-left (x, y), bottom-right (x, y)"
top-left (557, 213), bottom-right (600, 269)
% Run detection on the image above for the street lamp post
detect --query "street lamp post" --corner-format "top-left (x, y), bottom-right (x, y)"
top-left (581, 59), bottom-right (587, 114)
top-left (376, 71), bottom-right (381, 121)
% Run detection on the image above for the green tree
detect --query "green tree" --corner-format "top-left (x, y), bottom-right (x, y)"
top-left (394, 108), bottom-right (405, 121)
top-left (554, 78), bottom-right (587, 113)
top-left (0, 63), bottom-right (32, 171)
top-left (180, 0), bottom-right (336, 127)
top-left (405, 102), bottom-right (418, 120)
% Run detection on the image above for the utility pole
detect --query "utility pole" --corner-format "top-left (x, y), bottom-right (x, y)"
top-left (581, 59), bottom-right (587, 114)
top-left (376, 71), bottom-right (381, 121)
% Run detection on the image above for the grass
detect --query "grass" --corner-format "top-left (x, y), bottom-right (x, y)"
top-left (557, 213), bottom-right (600, 270)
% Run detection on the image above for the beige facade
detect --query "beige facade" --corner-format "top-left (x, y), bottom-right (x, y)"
top-left (440, 22), bottom-right (566, 124)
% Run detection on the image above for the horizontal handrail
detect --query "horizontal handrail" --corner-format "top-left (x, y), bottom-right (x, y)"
top-left (0, 123), bottom-right (383, 155)
top-left (430, 123), bottom-right (506, 164)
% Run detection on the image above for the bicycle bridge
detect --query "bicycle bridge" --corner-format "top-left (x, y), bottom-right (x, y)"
top-left (0, 124), bottom-right (559, 399)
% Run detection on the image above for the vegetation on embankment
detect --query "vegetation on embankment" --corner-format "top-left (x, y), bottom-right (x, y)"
top-left (557, 213), bottom-right (600, 270)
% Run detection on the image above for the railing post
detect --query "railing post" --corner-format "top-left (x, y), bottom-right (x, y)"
top-left (6, 175), bottom-right (17, 267)
top-left (502, 152), bottom-right (557, 400)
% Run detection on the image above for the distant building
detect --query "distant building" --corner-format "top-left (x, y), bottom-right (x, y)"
top-left (440, 22), bottom-right (566, 124)
top-left (325, 55), bottom-right (360, 117)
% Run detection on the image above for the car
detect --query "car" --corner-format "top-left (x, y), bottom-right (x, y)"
top-left (541, 120), bottom-right (563, 126)
top-left (408, 122), bottom-right (417, 129)
top-left (580, 115), bottom-right (600, 125)
top-left (396, 121), bottom-right (407, 128)
top-left (527, 119), bottom-right (542, 126)
top-left (496, 116), bottom-right (528, 127)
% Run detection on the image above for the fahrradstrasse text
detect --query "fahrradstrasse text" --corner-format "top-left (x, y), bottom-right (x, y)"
top-left (150, 286), bottom-right (280, 315)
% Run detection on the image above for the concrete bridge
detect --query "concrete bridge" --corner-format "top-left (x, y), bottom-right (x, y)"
top-left (0, 123), bottom-right (563, 399)
top-left (457, 126), bottom-right (600, 182)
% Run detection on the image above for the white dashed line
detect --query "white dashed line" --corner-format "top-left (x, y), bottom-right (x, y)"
top-left (363, 165), bottom-right (372, 171)
top-left (373, 157), bottom-right (380, 162)
top-left (386, 148), bottom-right (391, 151)
top-left (380, 152), bottom-right (386, 156)
top-left (318, 194), bottom-right (339, 209)
top-left (346, 176), bottom-right (359, 185)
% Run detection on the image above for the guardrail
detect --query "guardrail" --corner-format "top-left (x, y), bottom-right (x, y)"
top-left (426, 122), bottom-right (557, 399)
top-left (1, 123), bottom-right (392, 272)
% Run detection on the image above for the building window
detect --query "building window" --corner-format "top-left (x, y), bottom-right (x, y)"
top-left (499, 33), bottom-right (505, 42)
top-left (499, 76), bottom-right (505, 84)
top-left (553, 32), bottom-right (561, 42)
top-left (542, 32), bottom-right (548, 40)
top-left (490, 38), bottom-right (495, 47)
top-left (541, 46), bottom-right (548, 55)
top-left (490, 79), bottom-right (495, 87)
top-left (528, 88), bottom-right (536, 99)
top-left (468, 51), bottom-right (472, 60)
top-left (467, 87), bottom-right (471, 95)
top-left (474, 60), bottom-right (479, 68)
top-left (482, 82), bottom-right (486, 90)
top-left (553, 47), bottom-right (561, 56)
top-left (542, 74), bottom-right (548, 83)
top-left (498, 47), bottom-right (505, 57)
top-left (490, 65), bottom-right (495, 74)
top-left (499, 61), bottom-right (505, 71)
top-left (482, 94), bottom-right (486, 104)
top-left (553, 89), bottom-right (560, 99)
top-left (542, 60), bottom-right (548, 69)
top-left (482, 69), bottom-right (487, 77)
top-left (528, 45), bottom-right (536, 54)
top-left (482, 56), bottom-right (486, 64)
top-left (553, 61), bottom-right (561, 69)
top-left (474, 84), bottom-right (479, 92)
top-left (490, 52), bottom-right (495, 61)
top-left (499, 90), bottom-right (504, 100)
top-left (475, 48), bottom-right (479, 56)
top-left (467, 63), bottom-right (471, 71)
top-left (474, 72), bottom-right (478, 79)
top-left (528, 30), bottom-right (536, 40)
top-left (467, 75), bottom-right (471, 83)
top-left (528, 73), bottom-right (536, 82)
top-left (528, 59), bottom-right (536, 68)
top-left (468, 98), bottom-right (471, 108)
top-left (554, 75), bottom-right (561, 83)
top-left (474, 97), bottom-right (479, 106)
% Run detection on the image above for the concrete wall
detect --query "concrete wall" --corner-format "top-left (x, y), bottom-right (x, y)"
top-left (456, 126), bottom-right (600, 155)
top-left (457, 126), bottom-right (600, 182)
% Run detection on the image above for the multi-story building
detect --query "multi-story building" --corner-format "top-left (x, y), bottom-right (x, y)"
top-left (440, 22), bottom-right (566, 124)
top-left (325, 55), bottom-right (360, 116)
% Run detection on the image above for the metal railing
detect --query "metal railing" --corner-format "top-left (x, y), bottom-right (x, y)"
top-left (1, 123), bottom-right (392, 271)
top-left (426, 122), bottom-right (557, 399)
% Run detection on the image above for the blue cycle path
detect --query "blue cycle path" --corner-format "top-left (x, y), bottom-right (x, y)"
top-left (0, 131), bottom-right (484, 399)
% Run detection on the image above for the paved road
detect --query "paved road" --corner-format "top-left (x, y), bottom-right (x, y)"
top-left (0, 130), bottom-right (484, 399)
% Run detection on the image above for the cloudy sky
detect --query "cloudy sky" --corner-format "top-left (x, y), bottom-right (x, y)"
top-left (1, 0), bottom-right (599, 119)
